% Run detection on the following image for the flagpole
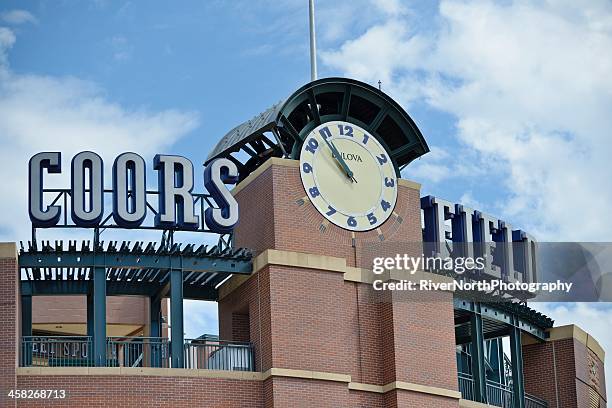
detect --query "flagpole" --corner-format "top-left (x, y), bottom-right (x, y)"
top-left (309, 0), bottom-right (317, 81)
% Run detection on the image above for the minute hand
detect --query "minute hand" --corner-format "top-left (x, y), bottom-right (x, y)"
top-left (323, 137), bottom-right (356, 182)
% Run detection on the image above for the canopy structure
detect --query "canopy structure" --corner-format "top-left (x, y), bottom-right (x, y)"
top-left (206, 77), bottom-right (430, 181)
top-left (19, 240), bottom-right (252, 301)
top-left (18, 239), bottom-right (253, 367)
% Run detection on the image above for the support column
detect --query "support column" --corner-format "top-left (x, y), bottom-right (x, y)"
top-left (150, 296), bottom-right (162, 367)
top-left (86, 293), bottom-right (94, 364)
top-left (170, 268), bottom-right (184, 368)
top-left (510, 326), bottom-right (526, 408)
top-left (470, 311), bottom-right (488, 404)
top-left (92, 264), bottom-right (106, 367)
top-left (21, 285), bottom-right (32, 366)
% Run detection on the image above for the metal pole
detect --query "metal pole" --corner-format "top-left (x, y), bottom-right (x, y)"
top-left (93, 263), bottom-right (107, 366)
top-left (510, 326), bottom-right (526, 408)
top-left (21, 289), bottom-right (32, 366)
top-left (170, 268), bottom-right (184, 368)
top-left (470, 311), bottom-right (488, 404)
top-left (309, 0), bottom-right (317, 81)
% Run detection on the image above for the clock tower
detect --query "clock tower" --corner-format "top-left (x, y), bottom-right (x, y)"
top-left (212, 78), bottom-right (463, 407)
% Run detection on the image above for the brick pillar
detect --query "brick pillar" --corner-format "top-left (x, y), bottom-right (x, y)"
top-left (0, 242), bottom-right (18, 408)
top-left (523, 324), bottom-right (607, 408)
top-left (220, 158), bottom-right (460, 408)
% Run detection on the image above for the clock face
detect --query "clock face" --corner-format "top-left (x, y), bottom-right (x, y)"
top-left (299, 120), bottom-right (398, 232)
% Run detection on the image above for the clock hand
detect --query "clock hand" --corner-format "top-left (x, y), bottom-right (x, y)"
top-left (322, 137), bottom-right (357, 183)
top-left (330, 140), bottom-right (358, 183)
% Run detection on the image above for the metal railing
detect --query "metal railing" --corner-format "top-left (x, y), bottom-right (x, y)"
top-left (458, 373), bottom-right (548, 408)
top-left (486, 380), bottom-right (514, 407)
top-left (21, 336), bottom-right (254, 372)
top-left (526, 394), bottom-right (550, 408)
top-left (21, 336), bottom-right (92, 367)
top-left (106, 337), bottom-right (170, 368)
top-left (458, 372), bottom-right (474, 401)
top-left (184, 339), bottom-right (254, 371)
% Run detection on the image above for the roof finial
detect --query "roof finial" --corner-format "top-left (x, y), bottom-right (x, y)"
top-left (378, 80), bottom-right (382, 91)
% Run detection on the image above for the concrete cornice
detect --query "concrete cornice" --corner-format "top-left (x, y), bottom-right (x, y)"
top-left (397, 178), bottom-right (421, 191)
top-left (219, 249), bottom-right (455, 300)
top-left (0, 242), bottom-right (17, 259)
top-left (548, 324), bottom-right (605, 361)
top-left (458, 399), bottom-right (496, 408)
top-left (349, 381), bottom-right (461, 399)
top-left (231, 157), bottom-right (298, 196)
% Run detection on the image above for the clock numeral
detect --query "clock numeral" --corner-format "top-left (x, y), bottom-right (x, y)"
top-left (338, 124), bottom-right (353, 137)
top-left (377, 154), bottom-right (388, 165)
top-left (385, 177), bottom-right (395, 187)
top-left (302, 162), bottom-right (313, 173)
top-left (319, 127), bottom-right (332, 140)
top-left (347, 216), bottom-right (357, 228)
top-left (304, 137), bottom-right (319, 154)
top-left (381, 200), bottom-right (391, 212)
top-left (309, 187), bottom-right (320, 198)
top-left (367, 213), bottom-right (377, 225)
top-left (362, 134), bottom-right (369, 144)
top-left (325, 206), bottom-right (337, 216)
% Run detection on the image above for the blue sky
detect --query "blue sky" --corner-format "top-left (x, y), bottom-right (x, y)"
top-left (1, 0), bottom-right (612, 398)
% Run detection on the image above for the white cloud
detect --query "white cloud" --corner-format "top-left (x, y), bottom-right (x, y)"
top-left (324, 3), bottom-right (612, 400)
top-left (322, 0), bottom-right (612, 241)
top-left (0, 27), bottom-right (15, 66)
top-left (0, 26), bottom-right (199, 242)
top-left (1, 10), bottom-right (37, 25)
top-left (183, 300), bottom-right (219, 338)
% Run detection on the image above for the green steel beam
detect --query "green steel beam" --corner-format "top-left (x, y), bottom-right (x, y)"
top-left (170, 268), bottom-right (184, 368)
top-left (470, 310), bottom-right (488, 404)
top-left (21, 291), bottom-right (32, 366)
top-left (21, 280), bottom-right (217, 301)
top-left (18, 252), bottom-right (252, 275)
top-left (510, 326), bottom-right (526, 408)
top-left (149, 296), bottom-right (162, 368)
top-left (86, 293), bottom-right (94, 339)
top-left (454, 298), bottom-right (548, 340)
top-left (93, 263), bottom-right (106, 367)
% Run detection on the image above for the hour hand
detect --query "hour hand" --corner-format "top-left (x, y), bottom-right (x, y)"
top-left (323, 137), bottom-right (357, 183)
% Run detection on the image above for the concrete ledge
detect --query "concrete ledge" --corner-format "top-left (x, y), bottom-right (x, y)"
top-left (547, 324), bottom-right (605, 361)
top-left (398, 178), bottom-right (421, 191)
top-left (0, 242), bottom-right (17, 258)
top-left (17, 367), bottom-right (461, 399)
top-left (232, 157), bottom-right (298, 196)
top-left (348, 382), bottom-right (385, 393)
top-left (385, 381), bottom-right (462, 399)
top-left (459, 399), bottom-right (494, 408)
top-left (253, 249), bottom-right (349, 275)
top-left (16, 367), bottom-right (263, 380)
top-left (221, 248), bottom-right (457, 299)
top-left (262, 368), bottom-right (351, 383)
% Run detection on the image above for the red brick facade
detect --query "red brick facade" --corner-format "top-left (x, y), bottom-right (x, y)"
top-left (220, 160), bottom-right (462, 407)
top-left (1, 245), bottom-right (19, 408)
top-left (16, 375), bottom-right (262, 407)
top-left (524, 334), bottom-right (607, 408)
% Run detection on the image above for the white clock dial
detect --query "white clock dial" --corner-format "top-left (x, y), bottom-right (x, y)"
top-left (299, 120), bottom-right (398, 232)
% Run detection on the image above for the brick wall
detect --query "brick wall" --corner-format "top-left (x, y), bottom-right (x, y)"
top-left (0, 243), bottom-right (18, 408)
top-left (16, 375), bottom-right (262, 407)
top-left (523, 336), bottom-right (607, 408)
top-left (226, 160), bottom-right (460, 407)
